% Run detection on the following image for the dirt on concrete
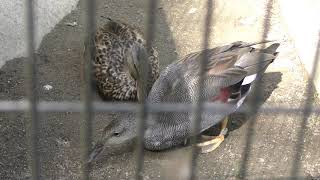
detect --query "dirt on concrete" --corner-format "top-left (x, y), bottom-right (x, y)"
top-left (0, 0), bottom-right (320, 179)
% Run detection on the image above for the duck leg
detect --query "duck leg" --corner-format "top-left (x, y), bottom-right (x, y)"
top-left (196, 116), bottom-right (229, 153)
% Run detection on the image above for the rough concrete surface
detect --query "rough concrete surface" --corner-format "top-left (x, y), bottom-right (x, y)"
top-left (0, 0), bottom-right (320, 179)
top-left (0, 0), bottom-right (79, 68)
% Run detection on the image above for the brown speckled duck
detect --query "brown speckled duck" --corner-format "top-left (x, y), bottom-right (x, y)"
top-left (86, 18), bottom-right (160, 101)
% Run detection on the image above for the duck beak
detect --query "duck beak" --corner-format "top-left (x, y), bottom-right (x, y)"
top-left (87, 143), bottom-right (104, 164)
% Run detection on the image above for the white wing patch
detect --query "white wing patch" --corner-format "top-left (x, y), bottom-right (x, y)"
top-left (242, 74), bottom-right (256, 85)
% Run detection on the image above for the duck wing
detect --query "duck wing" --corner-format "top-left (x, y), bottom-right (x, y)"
top-left (200, 42), bottom-right (280, 131)
top-left (147, 40), bottom-right (280, 131)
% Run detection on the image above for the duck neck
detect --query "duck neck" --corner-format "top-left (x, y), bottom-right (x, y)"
top-left (136, 63), bottom-right (153, 102)
top-left (136, 77), bottom-right (152, 102)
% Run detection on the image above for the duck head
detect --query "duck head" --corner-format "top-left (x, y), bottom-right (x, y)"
top-left (88, 44), bottom-right (157, 163)
top-left (88, 112), bottom-right (189, 163)
top-left (88, 113), bottom-right (137, 163)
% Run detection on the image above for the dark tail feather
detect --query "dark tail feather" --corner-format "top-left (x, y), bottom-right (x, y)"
top-left (262, 43), bottom-right (280, 54)
top-left (239, 40), bottom-right (278, 48)
top-left (235, 51), bottom-right (278, 76)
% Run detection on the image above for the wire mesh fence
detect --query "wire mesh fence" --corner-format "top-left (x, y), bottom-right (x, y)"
top-left (1, 0), bottom-right (319, 179)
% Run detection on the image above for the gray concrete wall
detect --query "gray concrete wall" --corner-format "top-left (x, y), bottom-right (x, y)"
top-left (0, 0), bottom-right (79, 68)
top-left (279, 0), bottom-right (320, 91)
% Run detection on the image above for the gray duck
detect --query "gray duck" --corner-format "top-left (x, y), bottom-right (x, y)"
top-left (86, 18), bottom-right (159, 100)
top-left (88, 41), bottom-right (280, 162)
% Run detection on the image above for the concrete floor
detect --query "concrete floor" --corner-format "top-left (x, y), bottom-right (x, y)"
top-left (0, 0), bottom-right (320, 179)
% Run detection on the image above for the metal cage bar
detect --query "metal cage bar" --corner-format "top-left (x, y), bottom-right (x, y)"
top-left (25, 0), bottom-right (40, 179)
top-left (135, 1), bottom-right (158, 179)
top-left (1, 100), bottom-right (320, 115)
top-left (81, 0), bottom-right (96, 179)
top-left (189, 0), bottom-right (214, 179)
top-left (239, 0), bottom-right (274, 178)
top-left (291, 33), bottom-right (320, 179)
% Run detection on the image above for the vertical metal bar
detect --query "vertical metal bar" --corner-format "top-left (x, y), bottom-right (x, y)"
top-left (291, 34), bottom-right (320, 179)
top-left (135, 1), bottom-right (158, 179)
top-left (26, 0), bottom-right (40, 179)
top-left (81, 0), bottom-right (96, 179)
top-left (188, 1), bottom-right (214, 179)
top-left (239, 0), bottom-right (274, 178)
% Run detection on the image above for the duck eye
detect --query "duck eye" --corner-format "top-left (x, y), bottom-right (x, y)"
top-left (113, 132), bottom-right (120, 136)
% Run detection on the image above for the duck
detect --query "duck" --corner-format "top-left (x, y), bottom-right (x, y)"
top-left (88, 40), bottom-right (280, 162)
top-left (85, 17), bottom-right (160, 101)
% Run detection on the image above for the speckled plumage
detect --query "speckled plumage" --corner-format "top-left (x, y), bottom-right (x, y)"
top-left (91, 18), bottom-right (159, 100)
